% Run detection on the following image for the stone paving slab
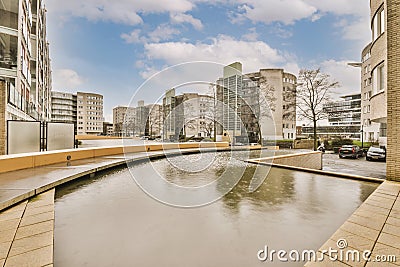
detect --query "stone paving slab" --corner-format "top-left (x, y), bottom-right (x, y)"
top-left (0, 189), bottom-right (55, 267)
top-left (305, 180), bottom-right (400, 266)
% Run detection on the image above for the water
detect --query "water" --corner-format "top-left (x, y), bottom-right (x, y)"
top-left (54, 151), bottom-right (378, 267)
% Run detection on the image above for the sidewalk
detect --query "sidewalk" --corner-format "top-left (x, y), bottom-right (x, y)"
top-left (306, 180), bottom-right (400, 266)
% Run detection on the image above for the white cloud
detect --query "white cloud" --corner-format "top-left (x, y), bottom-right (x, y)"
top-left (338, 17), bottom-right (371, 44)
top-left (242, 27), bottom-right (258, 41)
top-left (46, 0), bottom-right (194, 25)
top-left (121, 29), bottom-right (145, 44)
top-left (140, 35), bottom-right (299, 79)
top-left (229, 0), bottom-right (369, 25)
top-left (121, 24), bottom-right (181, 44)
top-left (52, 69), bottom-right (85, 92)
top-left (305, 0), bottom-right (369, 17)
top-left (170, 13), bottom-right (204, 30)
top-left (320, 59), bottom-right (361, 98)
top-left (148, 24), bottom-right (181, 42)
top-left (235, 0), bottom-right (317, 25)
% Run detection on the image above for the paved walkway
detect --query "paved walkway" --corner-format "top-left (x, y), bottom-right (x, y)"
top-left (0, 189), bottom-right (54, 267)
top-left (306, 180), bottom-right (400, 266)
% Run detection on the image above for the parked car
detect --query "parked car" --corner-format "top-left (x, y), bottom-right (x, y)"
top-left (366, 146), bottom-right (386, 161)
top-left (338, 145), bottom-right (364, 159)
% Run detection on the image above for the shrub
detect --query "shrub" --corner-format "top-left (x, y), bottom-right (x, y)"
top-left (331, 138), bottom-right (353, 147)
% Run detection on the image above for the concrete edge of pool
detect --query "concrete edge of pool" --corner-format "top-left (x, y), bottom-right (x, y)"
top-left (0, 146), bottom-right (393, 267)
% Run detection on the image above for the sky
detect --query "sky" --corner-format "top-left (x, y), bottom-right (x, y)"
top-left (45, 0), bottom-right (372, 122)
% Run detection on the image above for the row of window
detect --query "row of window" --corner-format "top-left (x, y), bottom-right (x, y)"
top-left (283, 133), bottom-right (295, 139)
top-left (283, 78), bottom-right (295, 84)
top-left (362, 52), bottom-right (371, 63)
top-left (363, 91), bottom-right (372, 100)
top-left (363, 119), bottom-right (372, 127)
top-left (77, 127), bottom-right (102, 131)
top-left (283, 124), bottom-right (295, 129)
top-left (364, 78), bottom-right (372, 87)
top-left (364, 64), bottom-right (371, 74)
top-left (78, 122), bottom-right (102, 126)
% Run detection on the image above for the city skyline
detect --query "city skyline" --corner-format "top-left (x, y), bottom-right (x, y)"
top-left (45, 0), bottom-right (371, 122)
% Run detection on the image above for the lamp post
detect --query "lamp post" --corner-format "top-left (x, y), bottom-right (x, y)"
top-left (360, 125), bottom-right (364, 149)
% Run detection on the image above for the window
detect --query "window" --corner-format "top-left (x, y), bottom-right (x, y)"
top-left (372, 7), bottom-right (385, 41)
top-left (379, 65), bottom-right (385, 91)
top-left (380, 123), bottom-right (387, 137)
top-left (372, 63), bottom-right (385, 94)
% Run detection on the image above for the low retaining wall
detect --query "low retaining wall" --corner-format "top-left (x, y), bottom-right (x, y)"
top-left (250, 151), bottom-right (323, 170)
top-left (0, 142), bottom-right (229, 174)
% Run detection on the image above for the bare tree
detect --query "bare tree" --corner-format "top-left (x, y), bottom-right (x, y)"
top-left (296, 68), bottom-right (339, 151)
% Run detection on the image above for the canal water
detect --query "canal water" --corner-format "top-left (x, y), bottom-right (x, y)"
top-left (54, 150), bottom-right (378, 267)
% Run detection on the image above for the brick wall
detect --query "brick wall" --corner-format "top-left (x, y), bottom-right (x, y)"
top-left (387, 0), bottom-right (400, 181)
top-left (0, 81), bottom-right (6, 155)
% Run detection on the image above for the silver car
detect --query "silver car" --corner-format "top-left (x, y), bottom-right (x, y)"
top-left (366, 146), bottom-right (386, 161)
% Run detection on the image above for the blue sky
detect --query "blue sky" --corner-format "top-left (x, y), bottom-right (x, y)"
top-left (45, 0), bottom-right (371, 122)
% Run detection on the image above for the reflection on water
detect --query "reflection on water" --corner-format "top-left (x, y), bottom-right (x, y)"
top-left (54, 151), bottom-right (378, 267)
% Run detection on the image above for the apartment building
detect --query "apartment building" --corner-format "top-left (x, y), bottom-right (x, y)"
top-left (51, 91), bottom-right (77, 131)
top-left (102, 122), bottom-right (113, 136)
top-left (216, 63), bottom-right (297, 144)
top-left (246, 69), bottom-right (297, 141)
top-left (76, 92), bottom-right (104, 135)
top-left (113, 106), bottom-right (136, 136)
top-left (359, 0), bottom-right (387, 146)
top-left (146, 104), bottom-right (162, 137)
top-left (216, 62), bottom-right (243, 142)
top-left (0, 0), bottom-right (52, 154)
top-left (359, 44), bottom-right (380, 142)
top-left (302, 93), bottom-right (362, 139)
top-left (162, 90), bottom-right (214, 140)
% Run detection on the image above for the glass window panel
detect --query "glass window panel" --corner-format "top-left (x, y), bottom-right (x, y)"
top-left (373, 15), bottom-right (378, 40)
top-left (0, 0), bottom-right (19, 29)
top-left (0, 33), bottom-right (18, 69)
top-left (7, 121), bottom-right (41, 154)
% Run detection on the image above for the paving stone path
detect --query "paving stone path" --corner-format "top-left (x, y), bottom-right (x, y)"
top-left (0, 189), bottom-right (54, 267)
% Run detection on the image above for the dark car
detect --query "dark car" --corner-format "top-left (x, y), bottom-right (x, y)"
top-left (366, 146), bottom-right (386, 161)
top-left (339, 145), bottom-right (364, 159)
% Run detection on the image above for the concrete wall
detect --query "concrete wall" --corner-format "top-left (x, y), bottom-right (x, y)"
top-left (387, 0), bottom-right (400, 181)
top-left (293, 139), bottom-right (314, 149)
top-left (256, 151), bottom-right (323, 170)
top-left (0, 142), bottom-right (229, 174)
